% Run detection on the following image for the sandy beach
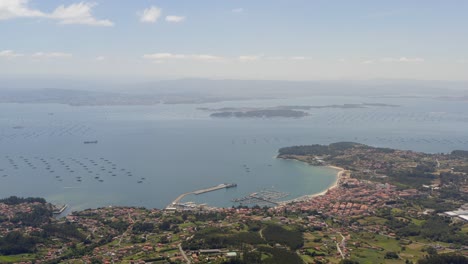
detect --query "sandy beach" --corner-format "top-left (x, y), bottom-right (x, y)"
top-left (278, 165), bottom-right (346, 205)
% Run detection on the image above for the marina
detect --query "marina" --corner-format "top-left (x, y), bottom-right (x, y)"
top-left (232, 189), bottom-right (289, 206)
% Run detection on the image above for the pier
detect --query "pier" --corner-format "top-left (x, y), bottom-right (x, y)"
top-left (193, 183), bottom-right (236, 195)
top-left (53, 204), bottom-right (68, 214)
top-left (166, 183), bottom-right (237, 210)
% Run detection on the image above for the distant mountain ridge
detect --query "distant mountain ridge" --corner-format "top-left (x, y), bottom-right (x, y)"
top-left (0, 78), bottom-right (467, 106)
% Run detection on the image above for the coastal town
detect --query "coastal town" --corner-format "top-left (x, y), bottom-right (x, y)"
top-left (1, 142), bottom-right (467, 263)
top-left (4, 1), bottom-right (468, 264)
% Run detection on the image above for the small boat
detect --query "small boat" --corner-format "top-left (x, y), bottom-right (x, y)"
top-left (83, 140), bottom-right (98, 144)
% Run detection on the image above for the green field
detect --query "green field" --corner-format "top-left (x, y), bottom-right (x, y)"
top-left (0, 254), bottom-right (36, 263)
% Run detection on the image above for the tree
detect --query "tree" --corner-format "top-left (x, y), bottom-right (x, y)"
top-left (417, 253), bottom-right (468, 264)
top-left (424, 246), bottom-right (437, 256)
top-left (339, 260), bottom-right (360, 264)
top-left (243, 250), bottom-right (261, 263)
top-left (385, 251), bottom-right (399, 259)
top-left (159, 236), bottom-right (169, 244)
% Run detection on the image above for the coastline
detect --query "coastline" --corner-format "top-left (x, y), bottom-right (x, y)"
top-left (278, 162), bottom-right (345, 206)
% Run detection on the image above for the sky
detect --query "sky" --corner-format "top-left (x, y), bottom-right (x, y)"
top-left (0, 0), bottom-right (468, 81)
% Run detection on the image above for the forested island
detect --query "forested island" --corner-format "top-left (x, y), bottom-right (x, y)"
top-left (210, 109), bottom-right (308, 118)
top-left (203, 103), bottom-right (399, 119)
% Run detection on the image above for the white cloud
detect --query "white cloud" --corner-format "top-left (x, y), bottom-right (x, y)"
top-left (143, 53), bottom-right (186, 60)
top-left (50, 2), bottom-right (113, 26)
top-left (263, 56), bottom-right (309, 61)
top-left (362, 57), bottom-right (424, 64)
top-left (139, 6), bottom-right (161, 23)
top-left (96, 56), bottom-right (105, 61)
top-left (190, 54), bottom-right (223, 61)
top-left (238, 55), bottom-right (261, 62)
top-left (0, 1), bottom-right (113, 26)
top-left (165, 15), bottom-right (185, 23)
top-left (0, 50), bottom-right (72, 58)
top-left (290, 56), bottom-right (306, 60)
top-left (143, 53), bottom-right (224, 62)
top-left (0, 0), bottom-right (45, 20)
top-left (266, 56), bottom-right (285, 60)
top-left (381, 57), bottom-right (424, 63)
top-left (32, 52), bottom-right (72, 58)
top-left (0, 50), bottom-right (72, 59)
top-left (0, 49), bottom-right (24, 58)
top-left (232, 8), bottom-right (244, 13)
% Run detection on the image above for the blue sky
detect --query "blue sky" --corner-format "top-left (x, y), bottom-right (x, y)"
top-left (1, 0), bottom-right (467, 80)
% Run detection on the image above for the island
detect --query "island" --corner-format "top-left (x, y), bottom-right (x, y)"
top-left (203, 103), bottom-right (400, 119)
top-left (211, 109), bottom-right (309, 118)
top-left (0, 143), bottom-right (467, 263)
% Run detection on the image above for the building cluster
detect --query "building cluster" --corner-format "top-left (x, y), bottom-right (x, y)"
top-left (3, 147), bottom-right (467, 263)
top-left (444, 203), bottom-right (468, 222)
top-left (273, 174), bottom-right (421, 221)
top-left (0, 202), bottom-right (43, 235)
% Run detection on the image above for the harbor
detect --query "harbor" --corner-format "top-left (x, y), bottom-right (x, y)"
top-left (232, 189), bottom-right (289, 207)
top-left (52, 204), bottom-right (68, 215)
top-left (193, 183), bottom-right (237, 195)
top-left (166, 183), bottom-right (237, 211)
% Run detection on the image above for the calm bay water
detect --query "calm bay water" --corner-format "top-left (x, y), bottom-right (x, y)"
top-left (1, 96), bottom-right (468, 211)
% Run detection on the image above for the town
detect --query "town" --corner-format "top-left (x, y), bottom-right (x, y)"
top-left (1, 143), bottom-right (467, 264)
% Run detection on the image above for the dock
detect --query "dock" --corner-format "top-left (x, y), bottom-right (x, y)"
top-left (193, 183), bottom-right (237, 195)
top-left (166, 183), bottom-right (237, 210)
top-left (232, 189), bottom-right (289, 207)
top-left (53, 204), bottom-right (68, 214)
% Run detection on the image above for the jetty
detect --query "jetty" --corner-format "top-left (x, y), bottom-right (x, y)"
top-left (166, 183), bottom-right (237, 210)
top-left (193, 183), bottom-right (236, 195)
top-left (53, 204), bottom-right (68, 214)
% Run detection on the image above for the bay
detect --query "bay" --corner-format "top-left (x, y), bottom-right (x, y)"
top-left (0, 96), bottom-right (467, 212)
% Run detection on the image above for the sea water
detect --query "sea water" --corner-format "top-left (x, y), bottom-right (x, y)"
top-left (0, 96), bottom-right (467, 211)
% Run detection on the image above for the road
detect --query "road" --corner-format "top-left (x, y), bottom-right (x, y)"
top-left (170, 192), bottom-right (195, 206)
top-left (336, 232), bottom-right (346, 259)
top-left (178, 243), bottom-right (191, 264)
